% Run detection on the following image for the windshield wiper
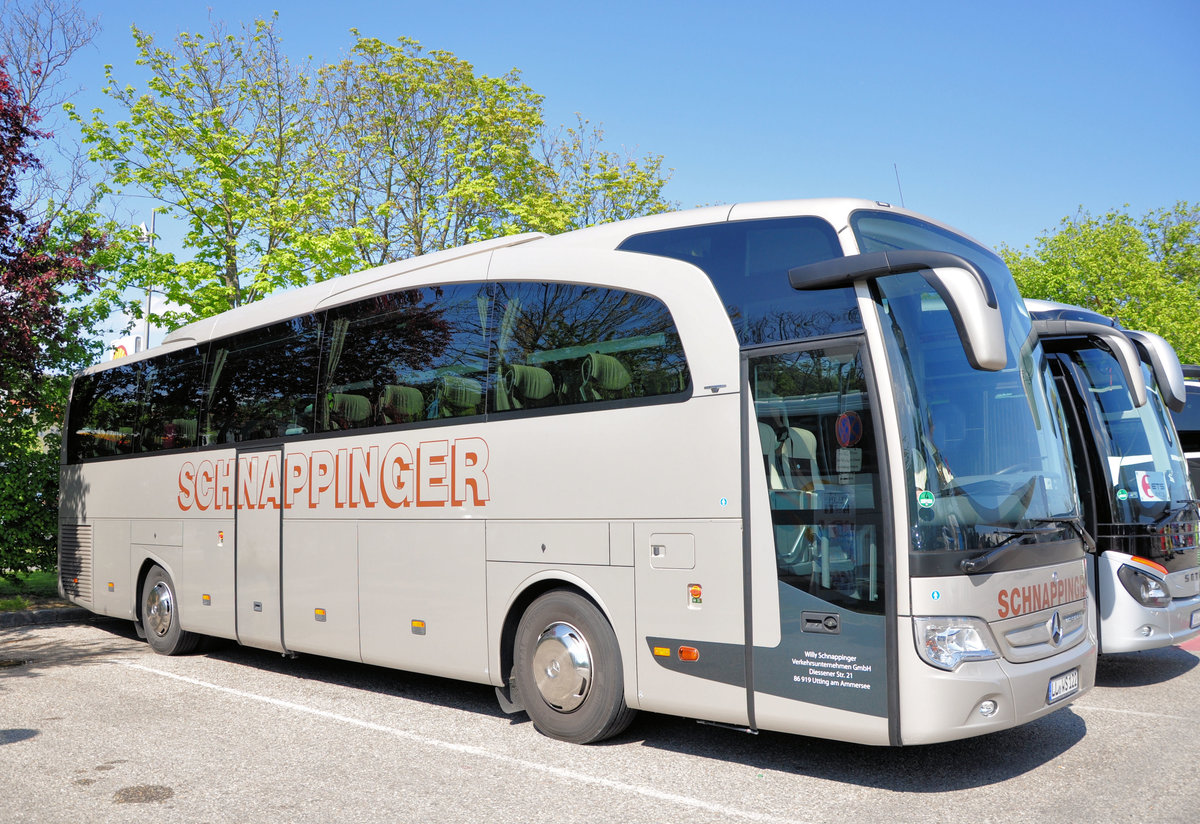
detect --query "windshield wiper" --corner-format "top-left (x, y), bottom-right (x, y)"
top-left (1031, 516), bottom-right (1097, 553)
top-left (959, 516), bottom-right (1095, 574)
top-left (959, 526), bottom-right (1061, 573)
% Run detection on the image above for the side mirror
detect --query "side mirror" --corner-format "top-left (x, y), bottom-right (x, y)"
top-left (1126, 329), bottom-right (1187, 413)
top-left (789, 250), bottom-right (1007, 371)
top-left (1030, 318), bottom-right (1148, 408)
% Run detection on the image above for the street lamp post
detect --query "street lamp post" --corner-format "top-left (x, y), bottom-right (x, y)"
top-left (140, 211), bottom-right (156, 351)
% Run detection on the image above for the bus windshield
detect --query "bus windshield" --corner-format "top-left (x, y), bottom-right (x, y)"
top-left (1070, 350), bottom-right (1194, 522)
top-left (852, 212), bottom-right (1080, 574)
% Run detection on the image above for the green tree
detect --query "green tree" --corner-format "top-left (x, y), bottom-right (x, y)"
top-left (312, 34), bottom-right (672, 266)
top-left (1001, 204), bottom-right (1200, 364)
top-left (1, 6), bottom-right (103, 576)
top-left (533, 114), bottom-right (673, 234)
top-left (0, 397), bottom-right (59, 579)
top-left (68, 15), bottom-right (364, 327)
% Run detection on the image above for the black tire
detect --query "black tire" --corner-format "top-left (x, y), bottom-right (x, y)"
top-left (514, 590), bottom-right (635, 744)
top-left (140, 565), bottom-right (200, 655)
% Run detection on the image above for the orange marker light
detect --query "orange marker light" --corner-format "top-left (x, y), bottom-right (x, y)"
top-left (678, 646), bottom-right (700, 662)
top-left (652, 646), bottom-right (671, 657)
top-left (1130, 556), bottom-right (1169, 576)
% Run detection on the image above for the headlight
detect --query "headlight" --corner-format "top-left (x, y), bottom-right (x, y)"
top-left (913, 616), bottom-right (1000, 671)
top-left (1117, 565), bottom-right (1170, 608)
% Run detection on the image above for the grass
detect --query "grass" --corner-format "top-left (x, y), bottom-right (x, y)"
top-left (0, 570), bottom-right (65, 611)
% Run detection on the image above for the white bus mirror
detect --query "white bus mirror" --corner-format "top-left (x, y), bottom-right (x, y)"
top-left (1126, 329), bottom-right (1187, 413)
top-left (1030, 317), bottom-right (1149, 408)
top-left (789, 250), bottom-right (1007, 372)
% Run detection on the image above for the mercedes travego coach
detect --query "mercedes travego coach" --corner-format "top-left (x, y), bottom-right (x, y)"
top-left (60, 199), bottom-right (1096, 747)
top-left (1027, 300), bottom-right (1200, 653)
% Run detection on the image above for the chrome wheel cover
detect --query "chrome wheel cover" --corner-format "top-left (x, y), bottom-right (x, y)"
top-left (145, 581), bottom-right (173, 638)
top-left (531, 621), bottom-right (592, 712)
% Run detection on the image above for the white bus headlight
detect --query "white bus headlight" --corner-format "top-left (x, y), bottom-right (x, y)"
top-left (1117, 565), bottom-right (1171, 608)
top-left (913, 616), bottom-right (1000, 671)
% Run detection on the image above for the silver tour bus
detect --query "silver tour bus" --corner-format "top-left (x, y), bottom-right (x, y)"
top-left (1027, 299), bottom-right (1200, 653)
top-left (60, 199), bottom-right (1095, 746)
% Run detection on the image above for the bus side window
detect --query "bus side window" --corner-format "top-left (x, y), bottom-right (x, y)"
top-left (204, 316), bottom-right (322, 443)
top-left (750, 345), bottom-right (884, 614)
top-left (489, 281), bottom-right (690, 414)
top-left (320, 283), bottom-right (491, 430)
top-left (67, 362), bottom-right (142, 460)
top-left (139, 348), bottom-right (205, 452)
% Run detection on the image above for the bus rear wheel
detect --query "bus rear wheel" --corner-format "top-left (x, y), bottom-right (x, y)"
top-left (140, 565), bottom-right (200, 656)
top-left (514, 590), bottom-right (635, 744)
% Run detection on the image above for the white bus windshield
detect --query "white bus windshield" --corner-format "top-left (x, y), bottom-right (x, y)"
top-left (853, 212), bottom-right (1080, 574)
top-left (1070, 350), bottom-right (1194, 521)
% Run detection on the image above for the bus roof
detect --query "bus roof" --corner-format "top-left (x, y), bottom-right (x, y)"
top-left (128, 197), bottom-right (980, 366)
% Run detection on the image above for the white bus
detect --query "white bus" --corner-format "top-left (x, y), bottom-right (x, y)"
top-left (1027, 300), bottom-right (1200, 653)
top-left (60, 199), bottom-right (1096, 746)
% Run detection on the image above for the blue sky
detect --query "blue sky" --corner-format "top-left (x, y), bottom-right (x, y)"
top-left (61, 0), bottom-right (1199, 253)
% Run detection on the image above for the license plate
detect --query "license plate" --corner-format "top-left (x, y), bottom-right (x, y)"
top-left (1191, 609), bottom-right (1200, 629)
top-left (1047, 668), bottom-right (1080, 704)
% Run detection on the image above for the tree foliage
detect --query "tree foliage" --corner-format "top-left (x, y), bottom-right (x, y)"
top-left (0, 398), bottom-right (59, 579)
top-left (534, 115), bottom-right (673, 234)
top-left (1001, 203), bottom-right (1200, 364)
top-left (1, 49), bottom-right (100, 578)
top-left (0, 55), bottom-right (98, 399)
top-left (69, 15), bottom-right (364, 326)
top-left (312, 34), bottom-right (546, 265)
top-left (312, 33), bottom-right (673, 267)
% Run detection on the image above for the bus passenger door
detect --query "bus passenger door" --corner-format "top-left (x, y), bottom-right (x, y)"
top-left (746, 342), bottom-right (893, 743)
top-left (235, 446), bottom-right (286, 653)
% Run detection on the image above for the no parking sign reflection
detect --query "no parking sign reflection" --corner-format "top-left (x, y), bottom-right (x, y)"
top-left (836, 411), bottom-right (863, 448)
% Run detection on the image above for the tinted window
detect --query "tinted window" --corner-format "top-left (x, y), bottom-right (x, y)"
top-left (205, 316), bottom-right (323, 443)
top-left (619, 217), bottom-right (857, 345)
top-left (320, 283), bottom-right (490, 430)
top-left (749, 344), bottom-right (884, 613)
top-left (1172, 383), bottom-right (1200, 452)
top-left (140, 347), bottom-right (206, 451)
top-left (67, 362), bottom-right (141, 460)
top-left (491, 282), bottom-right (690, 412)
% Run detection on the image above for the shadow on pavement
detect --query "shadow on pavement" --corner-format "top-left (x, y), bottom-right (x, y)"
top-left (1095, 644), bottom-right (1198, 687)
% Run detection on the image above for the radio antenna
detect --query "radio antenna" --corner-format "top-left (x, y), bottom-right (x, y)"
top-left (893, 163), bottom-right (906, 208)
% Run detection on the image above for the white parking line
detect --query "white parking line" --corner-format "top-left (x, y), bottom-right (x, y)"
top-left (118, 660), bottom-right (807, 824)
top-left (1069, 703), bottom-right (1191, 721)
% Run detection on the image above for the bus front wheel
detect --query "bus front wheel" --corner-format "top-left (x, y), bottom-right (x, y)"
top-left (514, 590), bottom-right (635, 744)
top-left (140, 565), bottom-right (200, 656)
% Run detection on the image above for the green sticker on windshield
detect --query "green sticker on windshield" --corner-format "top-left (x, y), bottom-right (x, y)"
top-left (1115, 488), bottom-right (1129, 501)
top-left (917, 490), bottom-right (935, 508)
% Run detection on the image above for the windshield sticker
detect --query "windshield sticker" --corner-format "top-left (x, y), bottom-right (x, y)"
top-left (1115, 488), bottom-right (1129, 501)
top-left (1136, 471), bottom-right (1168, 502)
top-left (835, 411), bottom-right (863, 447)
top-left (917, 490), bottom-right (935, 509)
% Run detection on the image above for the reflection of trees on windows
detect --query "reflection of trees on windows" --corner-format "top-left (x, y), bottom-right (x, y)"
top-left (325, 288), bottom-right (456, 387)
top-left (321, 285), bottom-right (488, 427)
top-left (69, 364), bottom-right (141, 458)
top-left (207, 317), bottom-right (323, 442)
top-left (140, 348), bottom-right (205, 450)
top-left (738, 304), bottom-right (863, 347)
top-left (494, 282), bottom-right (689, 406)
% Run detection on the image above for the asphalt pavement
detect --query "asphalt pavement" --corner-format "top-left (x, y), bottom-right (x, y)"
top-left (2, 617), bottom-right (1198, 823)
